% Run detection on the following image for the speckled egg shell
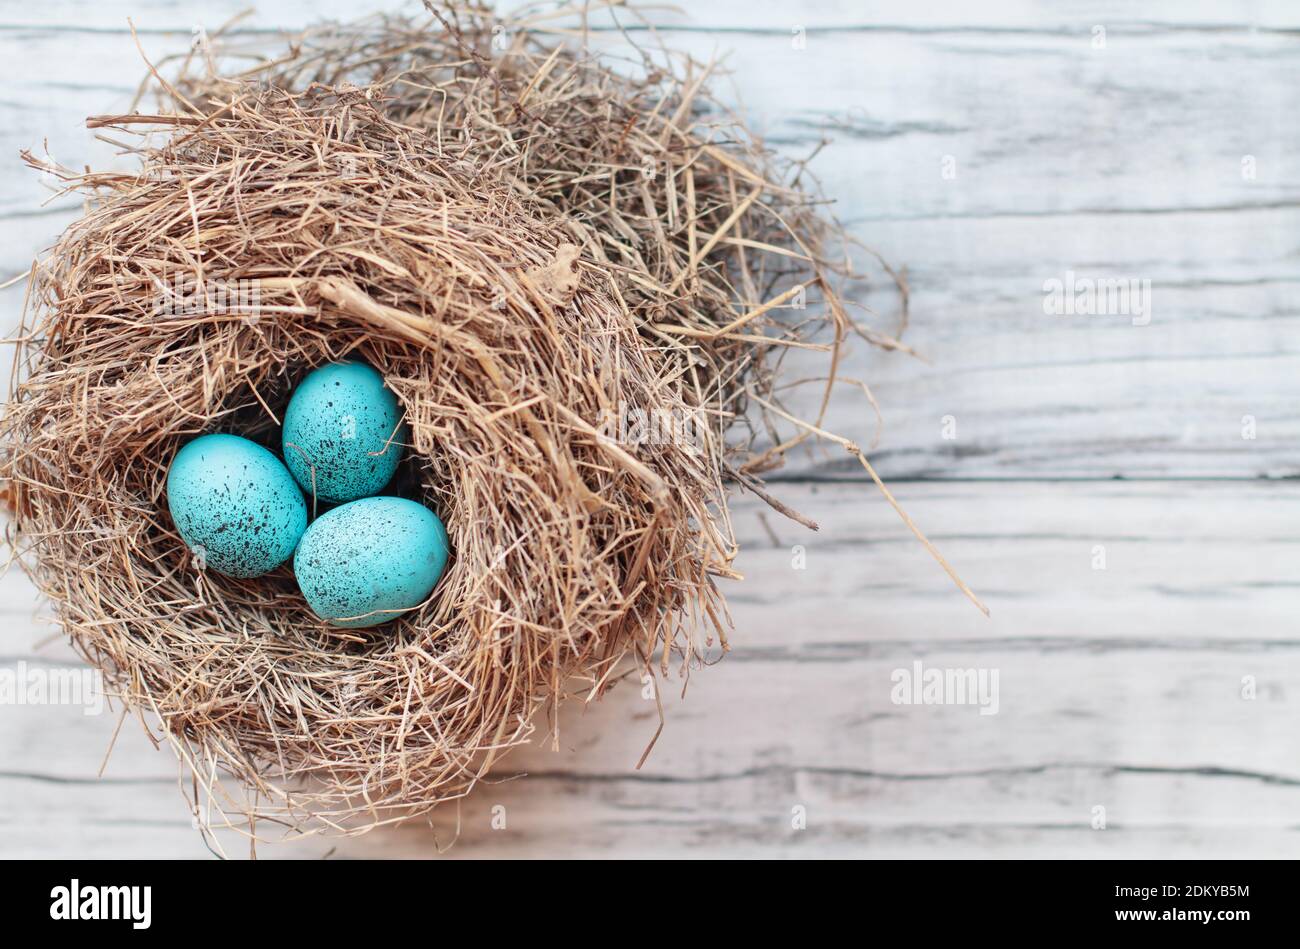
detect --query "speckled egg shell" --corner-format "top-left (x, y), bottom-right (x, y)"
top-left (293, 496), bottom-right (450, 628)
top-left (166, 433), bottom-right (308, 578)
top-left (282, 362), bottom-right (408, 504)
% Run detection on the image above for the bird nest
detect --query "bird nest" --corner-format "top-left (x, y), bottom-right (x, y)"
top-left (1, 2), bottom-right (976, 846)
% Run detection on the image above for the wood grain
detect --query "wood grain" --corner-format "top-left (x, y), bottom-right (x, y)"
top-left (2, 481), bottom-right (1296, 858)
top-left (1, 3), bottom-right (1296, 477)
top-left (0, 0), bottom-right (1295, 859)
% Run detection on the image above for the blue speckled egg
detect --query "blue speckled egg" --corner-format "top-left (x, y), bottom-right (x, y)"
top-left (282, 362), bottom-right (407, 504)
top-left (167, 434), bottom-right (307, 578)
top-left (293, 496), bottom-right (450, 628)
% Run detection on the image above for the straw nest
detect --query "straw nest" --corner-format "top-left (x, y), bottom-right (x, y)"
top-left (2, 3), bottom-right (973, 842)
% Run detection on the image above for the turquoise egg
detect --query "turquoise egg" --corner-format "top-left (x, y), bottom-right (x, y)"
top-left (282, 362), bottom-right (407, 504)
top-left (166, 434), bottom-right (307, 578)
top-left (293, 496), bottom-right (450, 628)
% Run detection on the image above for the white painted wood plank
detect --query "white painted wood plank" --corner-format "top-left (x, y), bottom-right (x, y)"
top-left (2, 481), bottom-right (1296, 858)
top-left (6, 1), bottom-right (1300, 32)
top-left (7, 13), bottom-right (1299, 216)
top-left (5, 763), bottom-right (1300, 858)
top-left (0, 7), bottom-right (1294, 478)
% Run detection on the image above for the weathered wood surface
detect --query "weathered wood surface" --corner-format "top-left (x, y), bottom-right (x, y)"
top-left (2, 1), bottom-right (1297, 478)
top-left (2, 481), bottom-right (1297, 858)
top-left (0, 1), bottom-right (1297, 858)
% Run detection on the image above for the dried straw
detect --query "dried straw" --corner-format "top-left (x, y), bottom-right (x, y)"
top-left (162, 0), bottom-right (887, 479)
top-left (2, 1), bottom-right (982, 846)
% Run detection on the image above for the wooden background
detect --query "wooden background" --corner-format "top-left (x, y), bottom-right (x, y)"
top-left (1, 0), bottom-right (1297, 858)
